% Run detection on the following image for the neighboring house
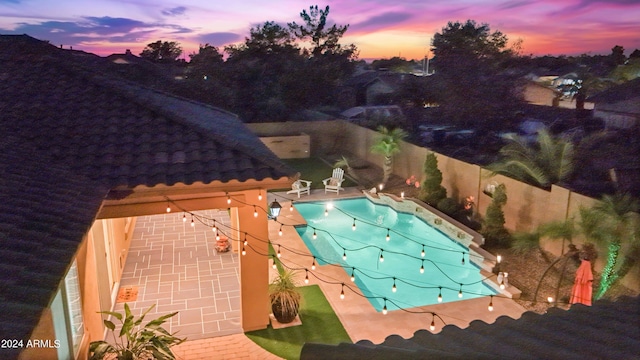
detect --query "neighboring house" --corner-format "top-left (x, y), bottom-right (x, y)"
top-left (522, 81), bottom-right (562, 106)
top-left (340, 105), bottom-right (404, 122)
top-left (588, 77), bottom-right (640, 129)
top-left (0, 34), bottom-right (296, 359)
top-left (339, 71), bottom-right (407, 107)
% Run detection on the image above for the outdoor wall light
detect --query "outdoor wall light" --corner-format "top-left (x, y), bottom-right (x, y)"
top-left (269, 200), bottom-right (282, 219)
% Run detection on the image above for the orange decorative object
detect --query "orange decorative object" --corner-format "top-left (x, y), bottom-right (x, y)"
top-left (570, 260), bottom-right (593, 306)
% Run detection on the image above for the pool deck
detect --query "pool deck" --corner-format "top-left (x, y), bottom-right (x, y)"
top-left (270, 188), bottom-right (527, 344)
top-left (141, 187), bottom-right (526, 359)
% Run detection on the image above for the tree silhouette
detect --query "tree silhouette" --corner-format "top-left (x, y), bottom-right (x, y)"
top-left (140, 40), bottom-right (182, 63)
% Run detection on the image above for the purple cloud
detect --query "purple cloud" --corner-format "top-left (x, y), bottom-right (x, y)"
top-left (197, 32), bottom-right (243, 47)
top-left (352, 12), bottom-right (414, 32)
top-left (161, 6), bottom-right (186, 17)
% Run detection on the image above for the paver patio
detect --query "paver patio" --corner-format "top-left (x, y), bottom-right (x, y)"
top-left (114, 187), bottom-right (527, 359)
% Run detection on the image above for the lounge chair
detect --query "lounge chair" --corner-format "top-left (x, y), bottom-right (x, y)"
top-left (323, 168), bottom-right (345, 194)
top-left (286, 179), bottom-right (312, 198)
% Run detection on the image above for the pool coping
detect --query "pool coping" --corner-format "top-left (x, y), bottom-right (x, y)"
top-left (293, 190), bottom-right (521, 300)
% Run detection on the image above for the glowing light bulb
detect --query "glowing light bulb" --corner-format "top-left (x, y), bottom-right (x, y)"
top-left (277, 246), bottom-right (281, 258)
top-left (430, 320), bottom-right (435, 331)
top-left (272, 260), bottom-right (277, 269)
top-left (216, 234), bottom-right (220, 241)
top-left (352, 219), bottom-right (356, 231)
top-left (311, 257), bottom-right (316, 270)
top-left (437, 288), bottom-right (443, 303)
top-left (227, 195), bottom-right (231, 205)
top-left (392, 279), bottom-right (397, 293)
top-left (497, 255), bottom-right (502, 264)
top-left (379, 251), bottom-right (384, 262)
top-left (500, 281), bottom-right (505, 290)
top-left (190, 218), bottom-right (195, 227)
top-left (312, 229), bottom-right (317, 239)
top-left (212, 222), bottom-right (217, 233)
top-left (340, 286), bottom-right (345, 300)
top-left (547, 296), bottom-right (554, 304)
top-left (382, 304), bottom-right (388, 315)
top-left (241, 246), bottom-right (246, 256)
top-left (488, 296), bottom-right (494, 311)
top-left (258, 191), bottom-right (263, 201)
top-left (304, 270), bottom-right (309, 284)
top-left (278, 225), bottom-right (283, 236)
top-left (342, 250), bottom-right (347, 261)
top-left (182, 213), bottom-right (186, 222)
top-left (253, 206), bottom-right (258, 218)
top-left (166, 204), bottom-right (171, 213)
top-left (243, 235), bottom-right (248, 246)
top-left (420, 262), bottom-right (425, 274)
top-left (386, 229), bottom-right (390, 241)
top-left (289, 202), bottom-right (294, 212)
top-left (421, 246), bottom-right (425, 258)
top-left (350, 269), bottom-right (355, 282)
top-left (458, 285), bottom-right (463, 298)
top-left (324, 209), bottom-right (328, 217)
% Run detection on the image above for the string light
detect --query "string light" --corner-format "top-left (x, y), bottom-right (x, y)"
top-left (437, 287), bottom-right (443, 303)
top-left (243, 233), bottom-right (248, 246)
top-left (379, 250), bottom-right (384, 262)
top-left (289, 201), bottom-right (294, 212)
top-left (324, 208), bottom-right (329, 217)
top-left (272, 257), bottom-right (277, 269)
top-left (488, 295), bottom-right (494, 312)
top-left (391, 278), bottom-right (397, 293)
top-left (386, 229), bottom-right (390, 241)
top-left (350, 269), bottom-right (355, 282)
top-left (461, 252), bottom-right (465, 265)
top-left (312, 228), bottom-right (317, 240)
top-left (458, 284), bottom-right (463, 298)
top-left (190, 215), bottom-right (195, 227)
top-left (277, 245), bottom-right (281, 258)
top-left (182, 213), bottom-right (186, 222)
top-left (420, 260), bottom-right (425, 274)
top-left (166, 203), bottom-right (171, 213)
top-left (304, 269), bottom-right (309, 284)
top-left (311, 257), bottom-right (316, 270)
top-left (382, 299), bottom-right (388, 315)
top-left (258, 190), bottom-right (263, 201)
top-left (342, 249), bottom-right (347, 261)
top-left (430, 313), bottom-right (436, 331)
top-left (253, 206), bottom-right (258, 218)
top-left (227, 193), bottom-right (231, 205)
top-left (352, 218), bottom-right (356, 231)
top-left (212, 220), bottom-right (217, 233)
top-left (278, 225), bottom-right (283, 236)
top-left (421, 245), bottom-right (425, 258)
top-left (241, 245), bottom-right (246, 256)
top-left (340, 284), bottom-right (345, 299)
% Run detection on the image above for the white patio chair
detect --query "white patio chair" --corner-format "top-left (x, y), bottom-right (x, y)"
top-left (286, 179), bottom-right (312, 198)
top-left (322, 168), bottom-right (345, 194)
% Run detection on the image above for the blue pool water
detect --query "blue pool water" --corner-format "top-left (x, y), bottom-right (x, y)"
top-left (294, 197), bottom-right (496, 311)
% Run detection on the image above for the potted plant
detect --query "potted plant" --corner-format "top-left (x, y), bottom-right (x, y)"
top-left (89, 303), bottom-right (185, 360)
top-left (269, 269), bottom-right (302, 324)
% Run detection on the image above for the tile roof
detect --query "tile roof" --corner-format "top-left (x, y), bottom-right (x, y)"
top-left (0, 34), bottom-right (296, 352)
top-left (300, 296), bottom-right (640, 360)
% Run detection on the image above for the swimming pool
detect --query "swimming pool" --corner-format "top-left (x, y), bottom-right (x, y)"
top-left (294, 197), bottom-right (496, 311)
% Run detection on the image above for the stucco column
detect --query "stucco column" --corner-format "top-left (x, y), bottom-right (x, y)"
top-left (236, 189), bottom-right (270, 331)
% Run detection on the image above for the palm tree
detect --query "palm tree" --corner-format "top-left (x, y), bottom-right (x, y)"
top-left (370, 126), bottom-right (407, 185)
top-left (580, 193), bottom-right (640, 299)
top-left (487, 129), bottom-right (574, 188)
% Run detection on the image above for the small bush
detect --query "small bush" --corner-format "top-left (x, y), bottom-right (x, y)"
top-left (437, 197), bottom-right (460, 217)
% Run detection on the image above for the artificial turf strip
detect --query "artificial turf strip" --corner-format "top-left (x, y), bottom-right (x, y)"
top-left (282, 158), bottom-right (357, 189)
top-left (246, 284), bottom-right (352, 360)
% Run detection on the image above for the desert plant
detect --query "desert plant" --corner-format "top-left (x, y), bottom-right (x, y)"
top-left (481, 183), bottom-right (511, 247)
top-left (419, 152), bottom-right (447, 206)
top-left (269, 268), bottom-right (302, 324)
top-left (370, 126), bottom-right (407, 185)
top-left (89, 303), bottom-right (185, 360)
top-left (486, 129), bottom-right (575, 188)
top-left (580, 193), bottom-right (640, 299)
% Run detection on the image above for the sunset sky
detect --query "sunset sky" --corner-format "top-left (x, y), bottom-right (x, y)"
top-left (1, 0), bottom-right (639, 61)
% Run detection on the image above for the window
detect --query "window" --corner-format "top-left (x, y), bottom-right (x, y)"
top-left (52, 259), bottom-right (85, 359)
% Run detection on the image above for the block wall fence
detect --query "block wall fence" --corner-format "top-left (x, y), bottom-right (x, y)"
top-left (248, 120), bottom-right (639, 291)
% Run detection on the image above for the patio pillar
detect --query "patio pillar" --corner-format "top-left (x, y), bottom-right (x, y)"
top-left (236, 189), bottom-right (270, 331)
